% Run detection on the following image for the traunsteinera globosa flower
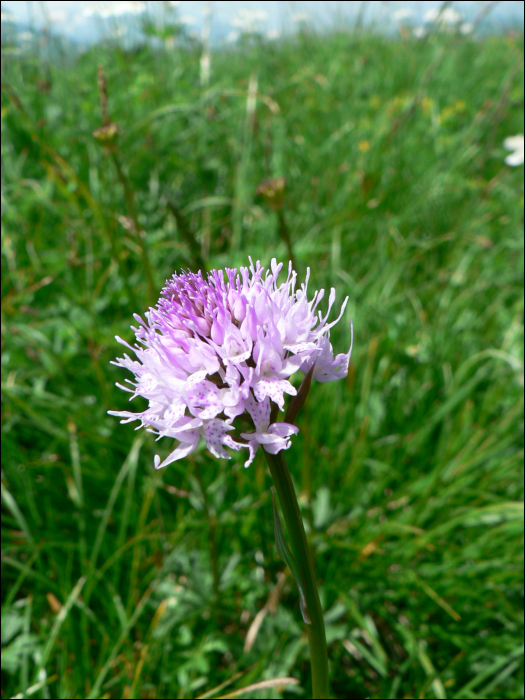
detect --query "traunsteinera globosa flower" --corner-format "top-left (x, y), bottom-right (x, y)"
top-left (109, 259), bottom-right (352, 469)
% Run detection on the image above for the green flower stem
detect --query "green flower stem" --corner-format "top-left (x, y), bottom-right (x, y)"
top-left (264, 450), bottom-right (329, 699)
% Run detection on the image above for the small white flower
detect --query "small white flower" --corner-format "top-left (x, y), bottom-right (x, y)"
top-left (48, 9), bottom-right (68, 23)
top-left (423, 8), bottom-right (439, 23)
top-left (413, 26), bottom-right (426, 39)
top-left (83, 3), bottom-right (102, 18)
top-left (113, 1), bottom-right (146, 17)
top-left (393, 8), bottom-right (413, 21)
top-left (231, 9), bottom-right (267, 33)
top-left (1, 11), bottom-right (15, 22)
top-left (84, 2), bottom-right (146, 19)
top-left (111, 26), bottom-right (127, 38)
top-left (179, 15), bottom-right (197, 25)
top-left (266, 29), bottom-right (281, 40)
top-left (460, 22), bottom-right (474, 35)
top-left (424, 7), bottom-right (462, 25)
top-left (292, 12), bottom-right (311, 23)
top-left (503, 135), bottom-right (524, 166)
top-left (441, 8), bottom-right (463, 24)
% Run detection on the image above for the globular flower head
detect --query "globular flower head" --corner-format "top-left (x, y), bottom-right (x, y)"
top-left (109, 259), bottom-right (352, 468)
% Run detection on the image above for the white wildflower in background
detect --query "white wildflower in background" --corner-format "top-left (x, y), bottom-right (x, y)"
top-left (460, 22), bottom-right (474, 35)
top-left (292, 12), bottom-right (312, 23)
top-left (47, 9), bottom-right (68, 23)
top-left (1, 11), bottom-right (15, 22)
top-left (503, 135), bottom-right (524, 166)
top-left (231, 9), bottom-right (268, 34)
top-left (227, 30), bottom-right (240, 43)
top-left (84, 2), bottom-right (146, 19)
top-left (413, 26), bottom-right (426, 39)
top-left (111, 26), bottom-right (127, 39)
top-left (83, 3), bottom-right (102, 18)
top-left (392, 8), bottom-right (413, 22)
top-left (424, 7), bottom-right (463, 26)
top-left (423, 8), bottom-right (440, 23)
top-left (179, 15), bottom-right (197, 25)
top-left (105, 1), bottom-right (146, 17)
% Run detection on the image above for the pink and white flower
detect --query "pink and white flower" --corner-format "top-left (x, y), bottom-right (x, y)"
top-left (109, 259), bottom-right (352, 468)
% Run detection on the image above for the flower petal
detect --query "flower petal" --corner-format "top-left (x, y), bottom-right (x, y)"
top-left (503, 135), bottom-right (524, 151)
top-left (505, 150), bottom-right (524, 167)
top-left (154, 437), bottom-right (199, 468)
top-left (268, 422), bottom-right (299, 438)
top-left (253, 377), bottom-right (296, 410)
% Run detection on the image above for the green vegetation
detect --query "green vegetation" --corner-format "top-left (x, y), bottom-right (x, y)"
top-left (1, 22), bottom-right (523, 700)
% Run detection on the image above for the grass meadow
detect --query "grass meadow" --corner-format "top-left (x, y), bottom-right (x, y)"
top-left (1, 15), bottom-right (524, 700)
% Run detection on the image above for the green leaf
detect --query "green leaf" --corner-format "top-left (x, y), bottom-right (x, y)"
top-left (313, 486), bottom-right (332, 529)
top-left (271, 489), bottom-right (311, 624)
top-left (1, 633), bottom-right (40, 675)
top-left (1, 610), bottom-right (24, 646)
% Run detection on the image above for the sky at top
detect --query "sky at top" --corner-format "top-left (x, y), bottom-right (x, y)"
top-left (1, 0), bottom-right (524, 44)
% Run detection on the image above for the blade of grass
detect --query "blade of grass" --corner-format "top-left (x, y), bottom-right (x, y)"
top-left (453, 644), bottom-right (524, 698)
top-left (85, 434), bottom-right (145, 602)
top-left (32, 576), bottom-right (86, 685)
top-left (214, 677), bottom-right (299, 699)
top-left (1, 484), bottom-right (35, 545)
top-left (479, 658), bottom-right (522, 697)
top-left (126, 469), bottom-right (164, 616)
top-left (127, 643), bottom-right (149, 700)
top-left (20, 594), bottom-right (32, 695)
top-left (9, 675), bottom-right (59, 700)
top-left (87, 542), bottom-right (185, 699)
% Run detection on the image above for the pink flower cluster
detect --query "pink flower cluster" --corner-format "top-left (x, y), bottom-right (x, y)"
top-left (109, 259), bottom-right (352, 468)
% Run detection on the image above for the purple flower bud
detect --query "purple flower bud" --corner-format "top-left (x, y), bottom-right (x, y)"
top-left (227, 288), bottom-right (238, 309)
top-left (233, 295), bottom-right (247, 322)
top-left (210, 320), bottom-right (225, 345)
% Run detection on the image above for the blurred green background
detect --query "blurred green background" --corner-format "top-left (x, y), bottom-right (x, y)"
top-left (1, 7), bottom-right (524, 700)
